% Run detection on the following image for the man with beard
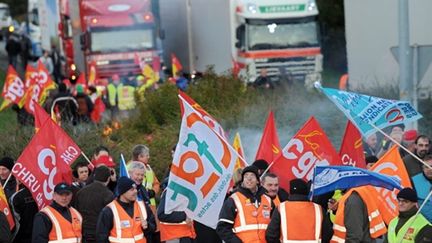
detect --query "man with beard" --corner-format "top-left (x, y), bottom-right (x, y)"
top-left (403, 135), bottom-right (430, 178)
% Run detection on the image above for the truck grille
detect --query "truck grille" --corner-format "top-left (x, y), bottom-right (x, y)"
top-left (255, 56), bottom-right (317, 81)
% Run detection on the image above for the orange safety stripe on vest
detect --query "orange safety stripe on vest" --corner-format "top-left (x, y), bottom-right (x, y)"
top-left (231, 192), bottom-right (272, 243)
top-left (273, 196), bottom-right (281, 208)
top-left (279, 201), bottom-right (322, 243)
top-left (108, 200), bottom-right (148, 243)
top-left (159, 221), bottom-right (196, 241)
top-left (331, 187), bottom-right (387, 243)
top-left (40, 206), bottom-right (82, 243)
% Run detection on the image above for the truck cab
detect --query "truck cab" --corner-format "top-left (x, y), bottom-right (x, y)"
top-left (232, 0), bottom-right (322, 84)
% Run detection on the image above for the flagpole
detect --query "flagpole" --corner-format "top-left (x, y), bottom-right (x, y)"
top-left (370, 123), bottom-right (432, 170)
top-left (81, 151), bottom-right (95, 168)
top-left (1, 173), bottom-right (13, 189)
top-left (178, 94), bottom-right (248, 167)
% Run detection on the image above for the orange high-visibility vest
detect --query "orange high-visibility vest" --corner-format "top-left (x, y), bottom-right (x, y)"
top-left (231, 191), bottom-right (272, 243)
top-left (40, 206), bottom-right (82, 243)
top-left (331, 187), bottom-right (387, 243)
top-left (108, 200), bottom-right (148, 243)
top-left (279, 201), bottom-right (323, 242)
top-left (159, 220), bottom-right (196, 241)
top-left (273, 196), bottom-right (281, 208)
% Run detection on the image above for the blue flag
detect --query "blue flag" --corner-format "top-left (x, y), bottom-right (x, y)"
top-left (119, 153), bottom-right (129, 178)
top-left (316, 85), bottom-right (422, 137)
top-left (311, 165), bottom-right (402, 196)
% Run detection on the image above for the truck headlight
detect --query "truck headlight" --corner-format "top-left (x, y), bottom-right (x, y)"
top-left (307, 0), bottom-right (317, 11)
top-left (247, 4), bottom-right (257, 13)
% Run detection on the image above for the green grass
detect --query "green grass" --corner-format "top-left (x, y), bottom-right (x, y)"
top-left (0, 70), bottom-right (16, 131)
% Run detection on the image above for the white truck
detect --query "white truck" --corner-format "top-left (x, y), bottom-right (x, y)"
top-left (160, 0), bottom-right (322, 84)
top-left (0, 3), bottom-right (12, 40)
top-left (344, 0), bottom-right (432, 96)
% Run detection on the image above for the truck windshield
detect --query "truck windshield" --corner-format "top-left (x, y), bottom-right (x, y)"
top-left (247, 17), bottom-right (319, 50)
top-left (0, 8), bottom-right (10, 20)
top-left (91, 28), bottom-right (154, 53)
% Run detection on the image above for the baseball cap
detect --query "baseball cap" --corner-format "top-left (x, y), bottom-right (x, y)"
top-left (93, 155), bottom-right (116, 168)
top-left (54, 183), bottom-right (73, 194)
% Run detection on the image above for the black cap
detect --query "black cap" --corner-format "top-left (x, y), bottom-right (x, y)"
top-left (290, 179), bottom-right (309, 196)
top-left (54, 183), bottom-right (72, 194)
top-left (241, 165), bottom-right (260, 181)
top-left (397, 188), bottom-right (418, 202)
top-left (116, 177), bottom-right (137, 196)
top-left (0, 157), bottom-right (14, 171)
top-left (252, 159), bottom-right (269, 171)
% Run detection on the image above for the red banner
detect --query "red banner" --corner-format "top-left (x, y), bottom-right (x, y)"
top-left (34, 103), bottom-right (51, 132)
top-left (1, 65), bottom-right (25, 106)
top-left (255, 111), bottom-right (281, 163)
top-left (12, 119), bottom-right (80, 209)
top-left (24, 64), bottom-right (37, 88)
top-left (271, 117), bottom-right (341, 191)
top-left (339, 120), bottom-right (366, 168)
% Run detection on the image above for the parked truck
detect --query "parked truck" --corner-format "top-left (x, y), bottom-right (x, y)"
top-left (160, 0), bottom-right (322, 84)
top-left (58, 0), bottom-right (163, 83)
top-left (344, 0), bottom-right (432, 95)
top-left (0, 3), bottom-right (12, 40)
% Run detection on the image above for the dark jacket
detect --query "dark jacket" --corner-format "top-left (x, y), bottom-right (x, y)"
top-left (344, 192), bottom-right (375, 243)
top-left (1, 177), bottom-right (17, 200)
top-left (403, 153), bottom-right (423, 178)
top-left (95, 199), bottom-right (156, 243)
top-left (31, 201), bottom-right (75, 243)
top-left (10, 187), bottom-right (38, 243)
top-left (216, 186), bottom-right (271, 243)
top-left (5, 36), bottom-right (21, 56)
top-left (0, 211), bottom-right (11, 243)
top-left (157, 191), bottom-right (195, 243)
top-left (74, 181), bottom-right (114, 243)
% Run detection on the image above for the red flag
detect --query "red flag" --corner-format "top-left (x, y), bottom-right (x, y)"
top-left (12, 118), bottom-right (81, 209)
top-left (339, 120), bottom-right (366, 168)
top-left (0, 186), bottom-right (14, 229)
top-left (90, 96), bottom-right (106, 123)
top-left (171, 53), bottom-right (182, 77)
top-left (34, 103), bottom-right (51, 132)
top-left (1, 65), bottom-right (25, 109)
top-left (271, 117), bottom-right (342, 191)
top-left (255, 111), bottom-right (281, 163)
top-left (76, 73), bottom-right (87, 91)
top-left (24, 64), bottom-right (37, 88)
top-left (37, 60), bottom-right (56, 91)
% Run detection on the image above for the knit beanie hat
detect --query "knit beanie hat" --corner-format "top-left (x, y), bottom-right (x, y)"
top-left (94, 166), bottom-right (111, 182)
top-left (241, 165), bottom-right (260, 181)
top-left (397, 188), bottom-right (418, 202)
top-left (0, 157), bottom-right (14, 171)
top-left (290, 178), bottom-right (309, 195)
top-left (116, 177), bottom-right (137, 196)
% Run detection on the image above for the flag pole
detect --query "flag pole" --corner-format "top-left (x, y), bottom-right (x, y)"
top-left (81, 151), bottom-right (95, 168)
top-left (370, 123), bottom-right (432, 170)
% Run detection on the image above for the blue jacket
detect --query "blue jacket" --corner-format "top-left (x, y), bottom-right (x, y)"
top-left (412, 173), bottom-right (432, 222)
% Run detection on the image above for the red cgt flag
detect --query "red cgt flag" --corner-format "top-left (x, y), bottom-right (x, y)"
top-left (271, 116), bottom-right (342, 191)
top-left (171, 53), bottom-right (183, 77)
top-left (34, 103), bottom-right (51, 132)
top-left (12, 118), bottom-right (81, 209)
top-left (0, 186), bottom-right (14, 229)
top-left (255, 111), bottom-right (281, 163)
top-left (339, 120), bottom-right (366, 168)
top-left (1, 65), bottom-right (25, 110)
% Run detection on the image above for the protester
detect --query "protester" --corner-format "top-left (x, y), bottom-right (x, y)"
top-left (107, 74), bottom-right (121, 121)
top-left (253, 160), bottom-right (289, 201)
top-left (399, 129), bottom-right (418, 158)
top-left (5, 33), bottom-right (21, 69)
top-left (72, 161), bottom-right (90, 191)
top-left (128, 161), bottom-right (151, 204)
top-left (403, 135), bottom-right (430, 177)
top-left (74, 84), bottom-right (94, 123)
top-left (96, 176), bottom-right (156, 243)
top-left (364, 133), bottom-right (378, 157)
top-left (10, 183), bottom-right (38, 243)
top-left (412, 154), bottom-right (432, 222)
top-left (261, 173), bottom-right (285, 207)
top-left (74, 166), bottom-right (114, 243)
top-left (384, 188), bottom-right (432, 243)
top-left (0, 156), bottom-right (17, 200)
top-left (331, 186), bottom-right (387, 242)
top-left (38, 49), bottom-right (54, 75)
top-left (253, 68), bottom-right (273, 89)
top-left (50, 44), bottom-right (62, 83)
top-left (32, 182), bottom-right (82, 243)
top-left (266, 179), bottom-right (323, 242)
top-left (0, 211), bottom-right (11, 243)
top-left (158, 189), bottom-right (196, 243)
top-left (90, 154), bottom-right (117, 192)
top-left (216, 165), bottom-right (273, 243)
top-left (365, 155), bottom-right (379, 170)
top-left (52, 82), bottom-right (78, 125)
top-left (175, 71), bottom-right (188, 91)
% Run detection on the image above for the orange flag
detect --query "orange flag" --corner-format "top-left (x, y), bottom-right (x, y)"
top-left (87, 61), bottom-right (97, 86)
top-left (1, 65), bottom-right (25, 111)
top-left (33, 103), bottom-right (51, 132)
top-left (370, 145), bottom-right (412, 224)
top-left (339, 120), bottom-right (366, 168)
top-left (271, 116), bottom-right (342, 191)
top-left (171, 53), bottom-right (182, 77)
top-left (233, 132), bottom-right (247, 169)
top-left (255, 111), bottom-right (281, 163)
top-left (0, 185), bottom-right (15, 229)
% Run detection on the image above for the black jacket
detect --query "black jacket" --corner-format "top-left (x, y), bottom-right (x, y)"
top-left (74, 181), bottom-right (114, 242)
top-left (216, 186), bottom-right (272, 243)
top-left (0, 211), bottom-right (11, 243)
top-left (10, 187), bottom-right (38, 243)
top-left (31, 201), bottom-right (75, 243)
top-left (95, 199), bottom-right (156, 243)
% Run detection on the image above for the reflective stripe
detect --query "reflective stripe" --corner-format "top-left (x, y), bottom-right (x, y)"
top-left (137, 201), bottom-right (147, 220)
top-left (233, 224), bottom-right (268, 232)
top-left (219, 218), bottom-right (234, 224)
top-left (109, 233), bottom-right (144, 243)
top-left (160, 221), bottom-right (188, 225)
top-left (368, 209), bottom-right (380, 221)
top-left (313, 204), bottom-right (322, 240)
top-left (283, 240), bottom-right (321, 243)
top-left (108, 202), bottom-right (122, 239)
top-left (280, 203), bottom-right (288, 241)
top-left (330, 235), bottom-right (344, 243)
top-left (333, 224), bottom-right (346, 233)
top-left (369, 222), bottom-right (386, 234)
top-left (231, 194), bottom-right (246, 226)
top-left (70, 208), bottom-right (83, 223)
top-left (48, 238), bottom-right (80, 243)
top-left (41, 208), bottom-right (63, 241)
